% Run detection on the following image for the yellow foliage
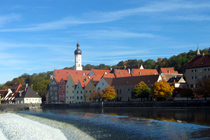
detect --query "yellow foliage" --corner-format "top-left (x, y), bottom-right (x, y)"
top-left (152, 80), bottom-right (174, 97)
top-left (103, 86), bottom-right (116, 100)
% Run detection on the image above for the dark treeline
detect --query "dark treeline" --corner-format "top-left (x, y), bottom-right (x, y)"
top-left (0, 48), bottom-right (209, 96)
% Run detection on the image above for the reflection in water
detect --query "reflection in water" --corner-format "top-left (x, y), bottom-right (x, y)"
top-left (17, 108), bottom-right (210, 139)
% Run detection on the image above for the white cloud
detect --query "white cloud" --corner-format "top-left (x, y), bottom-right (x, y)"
top-left (0, 14), bottom-right (20, 27)
top-left (76, 30), bottom-right (157, 39)
top-left (0, 1), bottom-right (209, 32)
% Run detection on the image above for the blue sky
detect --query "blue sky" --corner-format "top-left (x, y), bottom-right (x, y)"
top-left (1, 0), bottom-right (210, 84)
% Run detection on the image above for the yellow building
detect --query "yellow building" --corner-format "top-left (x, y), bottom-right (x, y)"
top-left (84, 80), bottom-right (99, 103)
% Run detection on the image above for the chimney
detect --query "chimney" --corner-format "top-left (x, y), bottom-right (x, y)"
top-left (168, 70), bottom-right (170, 73)
top-left (139, 72), bottom-right (141, 75)
top-left (202, 53), bottom-right (205, 56)
top-left (83, 73), bottom-right (85, 76)
top-left (105, 72), bottom-right (107, 75)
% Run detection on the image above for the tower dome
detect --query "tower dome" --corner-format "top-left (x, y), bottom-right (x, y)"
top-left (74, 43), bottom-right (82, 55)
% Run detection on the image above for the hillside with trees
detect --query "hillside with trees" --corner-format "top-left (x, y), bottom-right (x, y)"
top-left (0, 48), bottom-right (209, 96)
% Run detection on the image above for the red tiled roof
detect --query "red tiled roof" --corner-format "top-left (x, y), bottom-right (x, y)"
top-left (54, 77), bottom-right (62, 83)
top-left (132, 69), bottom-right (158, 76)
top-left (103, 73), bottom-right (116, 78)
top-left (54, 69), bottom-right (90, 78)
top-left (160, 68), bottom-right (178, 74)
top-left (0, 90), bottom-right (7, 96)
top-left (70, 74), bottom-right (87, 84)
top-left (186, 54), bottom-right (210, 69)
top-left (114, 69), bottom-right (131, 78)
top-left (91, 69), bottom-right (110, 76)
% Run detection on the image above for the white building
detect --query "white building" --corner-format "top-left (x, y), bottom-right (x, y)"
top-left (74, 43), bottom-right (83, 70)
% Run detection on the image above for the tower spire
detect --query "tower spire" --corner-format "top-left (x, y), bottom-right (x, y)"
top-left (197, 44), bottom-right (201, 55)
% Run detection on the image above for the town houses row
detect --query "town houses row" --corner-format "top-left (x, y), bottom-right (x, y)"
top-left (47, 67), bottom-right (186, 104)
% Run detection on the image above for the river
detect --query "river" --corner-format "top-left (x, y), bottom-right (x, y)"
top-left (10, 107), bottom-right (209, 140)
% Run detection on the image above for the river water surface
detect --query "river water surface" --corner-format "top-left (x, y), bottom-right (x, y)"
top-left (16, 108), bottom-right (210, 140)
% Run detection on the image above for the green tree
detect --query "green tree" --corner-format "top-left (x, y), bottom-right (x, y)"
top-left (131, 81), bottom-right (151, 101)
top-left (196, 77), bottom-right (210, 100)
top-left (152, 80), bottom-right (174, 99)
top-left (103, 86), bottom-right (116, 101)
top-left (32, 77), bottom-right (50, 97)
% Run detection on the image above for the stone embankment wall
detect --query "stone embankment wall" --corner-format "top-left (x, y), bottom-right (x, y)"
top-left (43, 100), bottom-right (210, 109)
top-left (0, 104), bottom-right (41, 112)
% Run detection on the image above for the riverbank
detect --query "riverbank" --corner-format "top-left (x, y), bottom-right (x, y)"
top-left (43, 100), bottom-right (210, 109)
top-left (0, 104), bottom-right (41, 112)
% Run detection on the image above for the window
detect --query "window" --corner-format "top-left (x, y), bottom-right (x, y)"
top-left (128, 89), bottom-right (130, 91)
top-left (59, 96), bottom-right (61, 98)
top-left (63, 90), bottom-right (65, 93)
top-left (67, 86), bottom-right (68, 88)
top-left (89, 90), bottom-right (91, 93)
top-left (205, 68), bottom-right (210, 71)
top-left (77, 91), bottom-right (78, 94)
top-left (89, 83), bottom-right (91, 86)
top-left (81, 96), bottom-right (83, 99)
top-left (86, 90), bottom-right (88, 93)
top-left (70, 96), bottom-right (71, 99)
top-left (199, 69), bottom-right (203, 72)
top-left (81, 91), bottom-right (82, 94)
top-left (77, 96), bottom-right (79, 99)
top-left (60, 86), bottom-right (62, 88)
top-left (102, 83), bottom-right (104, 86)
top-left (66, 96), bottom-right (68, 99)
top-left (191, 69), bottom-right (196, 72)
top-left (67, 91), bottom-right (68, 93)
top-left (63, 95), bottom-right (65, 98)
top-left (89, 98), bottom-right (91, 101)
top-left (192, 76), bottom-right (197, 79)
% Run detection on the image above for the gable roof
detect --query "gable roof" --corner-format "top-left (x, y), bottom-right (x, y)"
top-left (132, 69), bottom-right (158, 76)
top-left (54, 77), bottom-right (62, 83)
top-left (103, 73), bottom-right (116, 78)
top-left (167, 76), bottom-right (184, 83)
top-left (114, 69), bottom-right (131, 78)
top-left (160, 68), bottom-right (178, 74)
top-left (104, 75), bottom-right (160, 87)
top-left (90, 80), bottom-right (99, 86)
top-left (90, 69), bottom-right (110, 76)
top-left (21, 87), bottom-right (40, 98)
top-left (53, 69), bottom-right (90, 78)
top-left (11, 84), bottom-right (22, 92)
top-left (186, 54), bottom-right (210, 69)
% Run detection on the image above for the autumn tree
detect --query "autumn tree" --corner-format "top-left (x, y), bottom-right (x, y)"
top-left (196, 77), bottom-right (210, 100)
top-left (103, 86), bottom-right (116, 101)
top-left (91, 90), bottom-right (103, 102)
top-left (151, 80), bottom-right (174, 100)
top-left (131, 81), bottom-right (151, 101)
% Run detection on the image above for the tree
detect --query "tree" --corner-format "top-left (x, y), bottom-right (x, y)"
top-left (152, 80), bottom-right (174, 99)
top-left (131, 81), bottom-right (151, 101)
top-left (91, 90), bottom-right (103, 102)
top-left (180, 87), bottom-right (194, 100)
top-left (196, 77), bottom-right (210, 100)
top-left (103, 86), bottom-right (116, 101)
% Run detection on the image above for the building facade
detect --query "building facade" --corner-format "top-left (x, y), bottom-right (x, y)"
top-left (185, 49), bottom-right (210, 89)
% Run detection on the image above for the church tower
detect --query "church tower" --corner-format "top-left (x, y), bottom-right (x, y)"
top-left (74, 43), bottom-right (83, 70)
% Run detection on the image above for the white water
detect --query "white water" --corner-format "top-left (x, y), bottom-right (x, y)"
top-left (0, 113), bottom-right (94, 140)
